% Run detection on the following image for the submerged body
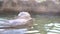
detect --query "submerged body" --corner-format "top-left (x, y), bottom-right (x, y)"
top-left (0, 12), bottom-right (33, 34)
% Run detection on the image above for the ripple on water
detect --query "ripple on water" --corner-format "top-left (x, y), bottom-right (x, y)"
top-left (44, 23), bottom-right (60, 34)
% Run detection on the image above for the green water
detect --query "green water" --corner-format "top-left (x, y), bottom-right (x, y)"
top-left (0, 14), bottom-right (60, 34)
top-left (33, 15), bottom-right (60, 34)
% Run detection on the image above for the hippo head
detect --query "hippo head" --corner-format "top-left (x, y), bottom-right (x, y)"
top-left (17, 12), bottom-right (33, 28)
top-left (17, 12), bottom-right (31, 19)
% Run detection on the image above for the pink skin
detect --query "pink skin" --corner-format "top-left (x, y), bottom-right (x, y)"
top-left (0, 12), bottom-right (33, 29)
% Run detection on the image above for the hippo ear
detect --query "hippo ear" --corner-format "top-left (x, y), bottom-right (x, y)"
top-left (18, 12), bottom-right (21, 16)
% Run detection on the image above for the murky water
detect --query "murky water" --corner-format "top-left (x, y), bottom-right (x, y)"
top-left (0, 14), bottom-right (60, 34)
top-left (33, 14), bottom-right (60, 34)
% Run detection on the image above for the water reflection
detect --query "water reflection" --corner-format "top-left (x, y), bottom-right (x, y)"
top-left (45, 23), bottom-right (60, 34)
top-left (33, 15), bottom-right (60, 34)
top-left (0, 29), bottom-right (27, 34)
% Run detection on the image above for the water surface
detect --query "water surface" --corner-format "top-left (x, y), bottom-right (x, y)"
top-left (0, 14), bottom-right (60, 34)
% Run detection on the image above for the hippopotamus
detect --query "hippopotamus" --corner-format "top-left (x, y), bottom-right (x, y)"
top-left (0, 11), bottom-right (33, 34)
top-left (0, 11), bottom-right (33, 29)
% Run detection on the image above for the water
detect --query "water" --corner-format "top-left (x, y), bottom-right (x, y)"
top-left (33, 15), bottom-right (60, 34)
top-left (0, 14), bottom-right (60, 34)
